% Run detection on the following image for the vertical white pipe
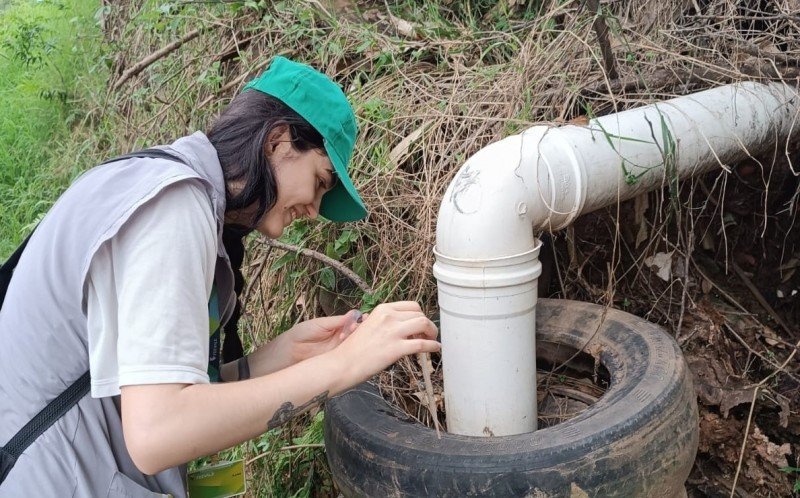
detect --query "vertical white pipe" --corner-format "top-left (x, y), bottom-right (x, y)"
top-left (435, 82), bottom-right (800, 437)
top-left (433, 245), bottom-right (542, 436)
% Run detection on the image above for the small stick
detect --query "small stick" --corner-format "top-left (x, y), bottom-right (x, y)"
top-left (690, 259), bottom-right (750, 314)
top-left (731, 261), bottom-right (794, 337)
top-left (279, 443), bottom-right (325, 451)
top-left (262, 237), bottom-right (373, 294)
top-left (729, 386), bottom-right (759, 498)
top-left (417, 352), bottom-right (441, 438)
top-left (584, 0), bottom-right (618, 80)
top-left (748, 337), bottom-right (800, 389)
top-left (245, 443), bottom-right (325, 465)
top-left (242, 247), bottom-right (272, 305)
top-left (722, 323), bottom-right (800, 384)
top-left (112, 28), bottom-right (204, 91)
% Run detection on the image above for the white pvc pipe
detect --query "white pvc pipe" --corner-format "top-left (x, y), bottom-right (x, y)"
top-left (434, 82), bottom-right (800, 436)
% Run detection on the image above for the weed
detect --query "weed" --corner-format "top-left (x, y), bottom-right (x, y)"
top-left (780, 466), bottom-right (800, 493)
top-left (0, 0), bottom-right (103, 258)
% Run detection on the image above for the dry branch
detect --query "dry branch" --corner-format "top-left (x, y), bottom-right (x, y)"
top-left (585, 0), bottom-right (618, 79)
top-left (581, 60), bottom-right (800, 99)
top-left (417, 352), bottom-right (441, 438)
top-left (261, 238), bottom-right (373, 294)
top-left (731, 261), bottom-right (795, 338)
top-left (112, 28), bottom-right (204, 91)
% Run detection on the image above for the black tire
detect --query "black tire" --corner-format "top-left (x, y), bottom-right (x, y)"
top-left (324, 299), bottom-right (698, 497)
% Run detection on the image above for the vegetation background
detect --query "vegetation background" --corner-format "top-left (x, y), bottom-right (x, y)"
top-left (1, 0), bottom-right (798, 496)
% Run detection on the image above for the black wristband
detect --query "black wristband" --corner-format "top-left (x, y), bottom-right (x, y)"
top-left (237, 356), bottom-right (250, 381)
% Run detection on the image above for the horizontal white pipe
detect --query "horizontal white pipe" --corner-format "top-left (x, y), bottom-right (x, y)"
top-left (435, 82), bottom-right (800, 436)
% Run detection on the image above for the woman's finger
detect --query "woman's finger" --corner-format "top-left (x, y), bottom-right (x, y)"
top-left (391, 316), bottom-right (438, 340)
top-left (310, 314), bottom-right (349, 330)
top-left (401, 339), bottom-right (441, 357)
top-left (367, 310), bottom-right (425, 324)
top-left (378, 301), bottom-right (422, 313)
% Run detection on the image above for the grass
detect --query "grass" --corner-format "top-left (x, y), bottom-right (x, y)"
top-left (0, 0), bottom-right (104, 258)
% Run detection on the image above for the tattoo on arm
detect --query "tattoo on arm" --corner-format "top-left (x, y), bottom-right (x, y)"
top-left (267, 391), bottom-right (329, 430)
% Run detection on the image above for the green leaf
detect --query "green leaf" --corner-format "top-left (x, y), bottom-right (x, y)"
top-left (360, 287), bottom-right (388, 312)
top-left (325, 241), bottom-right (337, 260)
top-left (319, 267), bottom-right (336, 290)
top-left (352, 254), bottom-right (368, 280)
top-left (270, 251), bottom-right (297, 271)
top-left (333, 229), bottom-right (354, 257)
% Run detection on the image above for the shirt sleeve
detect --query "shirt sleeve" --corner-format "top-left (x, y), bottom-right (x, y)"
top-left (86, 180), bottom-right (218, 398)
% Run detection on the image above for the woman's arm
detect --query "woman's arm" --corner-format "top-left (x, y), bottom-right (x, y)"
top-left (121, 302), bottom-right (438, 475)
top-left (220, 312), bottom-right (361, 382)
top-left (218, 334), bottom-right (292, 381)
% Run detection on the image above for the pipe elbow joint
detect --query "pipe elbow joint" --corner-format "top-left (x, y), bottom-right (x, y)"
top-left (435, 126), bottom-right (586, 260)
top-left (435, 134), bottom-right (536, 259)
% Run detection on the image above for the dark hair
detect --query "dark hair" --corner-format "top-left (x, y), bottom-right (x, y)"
top-left (207, 89), bottom-right (325, 228)
top-left (209, 90), bottom-right (325, 363)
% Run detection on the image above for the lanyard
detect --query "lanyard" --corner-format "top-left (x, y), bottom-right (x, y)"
top-left (207, 284), bottom-right (222, 382)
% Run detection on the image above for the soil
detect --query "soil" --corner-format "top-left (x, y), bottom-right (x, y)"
top-left (551, 159), bottom-right (800, 497)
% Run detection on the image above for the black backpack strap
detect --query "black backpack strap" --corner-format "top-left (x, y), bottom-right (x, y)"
top-left (0, 149), bottom-right (190, 484)
top-left (101, 148), bottom-right (187, 166)
top-left (0, 372), bottom-right (90, 482)
top-left (1, 149), bottom-right (187, 311)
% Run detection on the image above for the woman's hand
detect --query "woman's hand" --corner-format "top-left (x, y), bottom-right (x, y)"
top-left (327, 301), bottom-right (440, 387)
top-left (229, 310), bottom-right (363, 379)
top-left (284, 310), bottom-right (363, 363)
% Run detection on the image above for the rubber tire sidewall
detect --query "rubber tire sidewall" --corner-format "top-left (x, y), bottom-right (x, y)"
top-left (324, 299), bottom-right (699, 497)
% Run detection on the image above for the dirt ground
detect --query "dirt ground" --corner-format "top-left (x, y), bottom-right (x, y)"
top-left (553, 160), bottom-right (800, 496)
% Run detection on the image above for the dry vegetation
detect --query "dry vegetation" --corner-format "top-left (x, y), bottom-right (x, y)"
top-left (93, 0), bottom-right (800, 495)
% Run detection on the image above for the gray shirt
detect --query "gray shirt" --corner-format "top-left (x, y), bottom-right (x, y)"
top-left (0, 132), bottom-right (235, 497)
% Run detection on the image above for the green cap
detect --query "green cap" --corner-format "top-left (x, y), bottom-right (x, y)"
top-left (243, 56), bottom-right (367, 222)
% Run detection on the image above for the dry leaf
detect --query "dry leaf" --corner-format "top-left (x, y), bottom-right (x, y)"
top-left (776, 394), bottom-right (790, 428)
top-left (388, 13), bottom-right (418, 39)
top-left (750, 426), bottom-right (791, 469)
top-left (760, 326), bottom-right (782, 348)
top-left (644, 251), bottom-right (673, 281)
top-left (388, 122), bottom-right (429, 168)
top-left (719, 388), bottom-right (756, 418)
top-left (570, 483), bottom-right (590, 498)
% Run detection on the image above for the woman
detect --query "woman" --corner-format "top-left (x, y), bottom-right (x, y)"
top-left (0, 57), bottom-right (440, 496)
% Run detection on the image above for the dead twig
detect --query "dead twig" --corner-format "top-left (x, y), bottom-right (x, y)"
top-left (582, 62), bottom-right (800, 98)
top-left (112, 28), bottom-right (205, 91)
top-left (417, 352), bottom-right (441, 438)
top-left (197, 58), bottom-right (273, 109)
top-left (731, 261), bottom-right (795, 338)
top-left (585, 0), bottom-right (618, 79)
top-left (262, 237), bottom-right (373, 294)
top-left (748, 336), bottom-right (800, 389)
top-left (279, 443), bottom-right (325, 451)
top-left (729, 386), bottom-right (759, 498)
top-left (722, 323), bottom-right (800, 384)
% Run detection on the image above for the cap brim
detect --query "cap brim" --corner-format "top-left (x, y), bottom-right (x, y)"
top-left (319, 143), bottom-right (367, 222)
